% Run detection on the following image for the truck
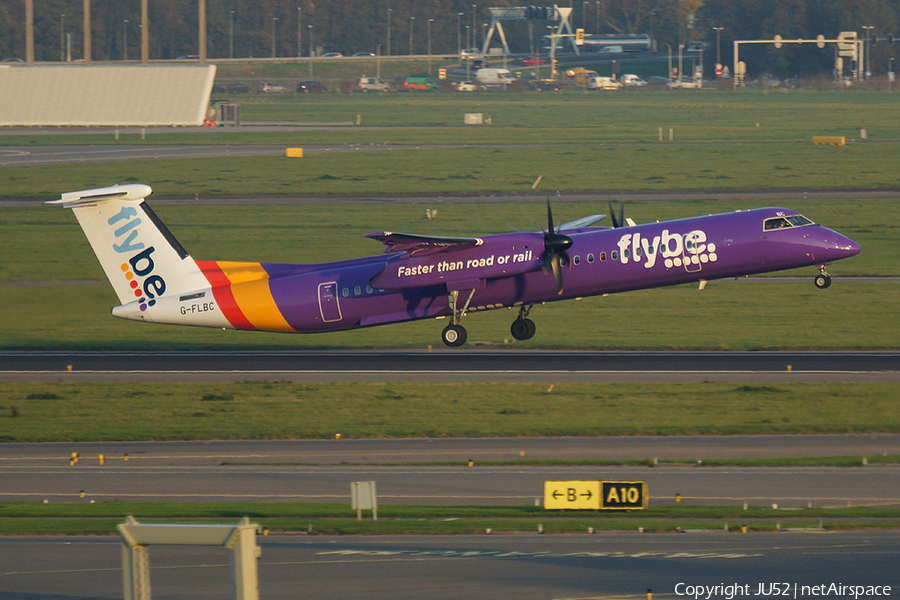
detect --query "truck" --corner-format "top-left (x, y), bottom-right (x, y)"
top-left (563, 68), bottom-right (599, 87)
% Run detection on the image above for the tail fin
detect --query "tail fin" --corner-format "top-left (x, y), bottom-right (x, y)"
top-left (48, 184), bottom-right (209, 308)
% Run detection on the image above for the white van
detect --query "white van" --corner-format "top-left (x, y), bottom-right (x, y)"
top-left (598, 45), bottom-right (624, 54)
top-left (587, 76), bottom-right (623, 90)
top-left (475, 68), bottom-right (516, 88)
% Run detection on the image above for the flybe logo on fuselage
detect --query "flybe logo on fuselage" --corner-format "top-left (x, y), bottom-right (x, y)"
top-left (108, 205), bottom-right (166, 311)
top-left (616, 229), bottom-right (718, 269)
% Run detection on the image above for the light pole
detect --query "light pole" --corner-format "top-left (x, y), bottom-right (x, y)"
top-left (409, 16), bottom-right (415, 55)
top-left (862, 25), bottom-right (874, 77)
top-left (308, 24), bottom-right (313, 77)
top-left (229, 10), bottom-right (234, 58)
top-left (271, 17), bottom-right (278, 58)
top-left (376, 44), bottom-right (382, 78)
top-left (582, 1), bottom-right (587, 30)
top-left (663, 43), bottom-right (672, 83)
top-left (471, 4), bottom-right (477, 51)
top-left (713, 26), bottom-right (724, 74)
top-left (428, 18), bottom-right (434, 73)
top-left (457, 13), bottom-right (463, 56)
top-left (60, 14), bottom-right (65, 61)
top-left (387, 8), bottom-right (392, 56)
top-left (123, 19), bottom-right (128, 61)
top-left (297, 7), bottom-right (301, 58)
top-left (890, 57), bottom-right (895, 92)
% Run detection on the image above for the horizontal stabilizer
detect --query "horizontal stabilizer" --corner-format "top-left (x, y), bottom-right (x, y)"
top-left (558, 214), bottom-right (607, 231)
top-left (366, 232), bottom-right (484, 257)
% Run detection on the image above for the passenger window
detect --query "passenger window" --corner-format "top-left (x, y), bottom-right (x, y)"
top-left (611, 250), bottom-right (618, 260)
top-left (354, 286), bottom-right (361, 296)
top-left (587, 254), bottom-right (594, 263)
top-left (600, 252), bottom-right (607, 262)
top-left (342, 288), bottom-right (349, 297)
top-left (573, 256), bottom-right (581, 265)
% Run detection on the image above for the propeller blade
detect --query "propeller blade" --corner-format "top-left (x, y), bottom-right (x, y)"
top-left (542, 201), bottom-right (572, 295)
top-left (607, 200), bottom-right (625, 228)
top-left (551, 254), bottom-right (564, 294)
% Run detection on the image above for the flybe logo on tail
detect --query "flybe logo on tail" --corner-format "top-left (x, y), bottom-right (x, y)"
top-left (108, 206), bottom-right (166, 311)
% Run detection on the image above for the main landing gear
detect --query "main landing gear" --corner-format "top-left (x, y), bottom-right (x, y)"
top-left (510, 305), bottom-right (536, 341)
top-left (814, 265), bottom-right (832, 289)
top-left (441, 294), bottom-right (539, 347)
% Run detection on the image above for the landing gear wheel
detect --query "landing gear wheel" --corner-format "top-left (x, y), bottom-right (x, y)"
top-left (814, 274), bottom-right (832, 289)
top-left (510, 318), bottom-right (536, 341)
top-left (441, 324), bottom-right (468, 347)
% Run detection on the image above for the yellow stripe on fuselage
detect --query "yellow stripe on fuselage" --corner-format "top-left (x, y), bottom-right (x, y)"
top-left (215, 261), bottom-right (294, 332)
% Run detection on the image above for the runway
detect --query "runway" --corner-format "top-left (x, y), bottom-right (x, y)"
top-left (2, 350), bottom-right (898, 382)
top-left (2, 437), bottom-right (898, 506)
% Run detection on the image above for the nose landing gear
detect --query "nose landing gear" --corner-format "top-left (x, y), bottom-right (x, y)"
top-left (814, 265), bottom-right (832, 289)
top-left (441, 289), bottom-right (476, 347)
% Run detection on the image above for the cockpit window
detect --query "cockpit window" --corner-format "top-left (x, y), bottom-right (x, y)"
top-left (764, 214), bottom-right (814, 231)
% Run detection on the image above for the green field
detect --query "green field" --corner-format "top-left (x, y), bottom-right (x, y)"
top-left (2, 381), bottom-right (898, 442)
top-left (1, 502), bottom-right (896, 536)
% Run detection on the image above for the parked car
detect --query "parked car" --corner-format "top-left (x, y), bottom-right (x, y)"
top-left (351, 52), bottom-right (376, 57)
top-left (460, 48), bottom-right (482, 59)
top-left (620, 74), bottom-right (648, 87)
top-left (395, 76), bottom-right (437, 91)
top-left (296, 80), bottom-right (327, 93)
top-left (354, 77), bottom-right (390, 92)
top-left (587, 76), bottom-right (623, 90)
top-left (321, 52), bottom-right (343, 58)
top-left (261, 82), bottom-right (286, 93)
top-left (228, 82), bottom-right (251, 93)
top-left (455, 81), bottom-right (478, 92)
top-left (521, 56), bottom-right (545, 66)
top-left (527, 79), bottom-right (561, 91)
top-left (597, 45), bottom-right (624, 54)
top-left (471, 59), bottom-right (488, 70)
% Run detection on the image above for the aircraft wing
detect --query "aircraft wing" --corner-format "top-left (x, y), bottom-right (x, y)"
top-left (366, 232), bottom-right (484, 257)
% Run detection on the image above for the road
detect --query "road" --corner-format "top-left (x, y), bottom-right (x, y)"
top-left (1, 531), bottom-right (897, 600)
top-left (1, 350), bottom-right (898, 383)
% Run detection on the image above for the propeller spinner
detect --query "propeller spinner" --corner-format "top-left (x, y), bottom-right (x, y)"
top-left (542, 202), bottom-right (573, 295)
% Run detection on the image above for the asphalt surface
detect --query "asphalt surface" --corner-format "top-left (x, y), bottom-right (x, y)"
top-left (2, 350), bottom-right (898, 382)
top-left (2, 437), bottom-right (898, 506)
top-left (2, 531), bottom-right (897, 600)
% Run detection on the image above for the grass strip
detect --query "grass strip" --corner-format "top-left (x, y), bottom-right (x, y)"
top-left (1, 503), bottom-right (897, 536)
top-left (2, 381), bottom-right (900, 442)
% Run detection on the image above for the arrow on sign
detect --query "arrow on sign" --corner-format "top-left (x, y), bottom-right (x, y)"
top-left (581, 491), bottom-right (592, 499)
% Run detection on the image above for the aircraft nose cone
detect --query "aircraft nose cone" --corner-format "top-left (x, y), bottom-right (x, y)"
top-left (819, 229), bottom-right (860, 262)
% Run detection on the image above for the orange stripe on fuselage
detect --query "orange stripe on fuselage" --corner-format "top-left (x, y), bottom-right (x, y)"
top-left (197, 261), bottom-right (294, 332)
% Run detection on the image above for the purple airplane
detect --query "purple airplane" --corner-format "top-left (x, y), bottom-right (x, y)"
top-left (50, 184), bottom-right (860, 347)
